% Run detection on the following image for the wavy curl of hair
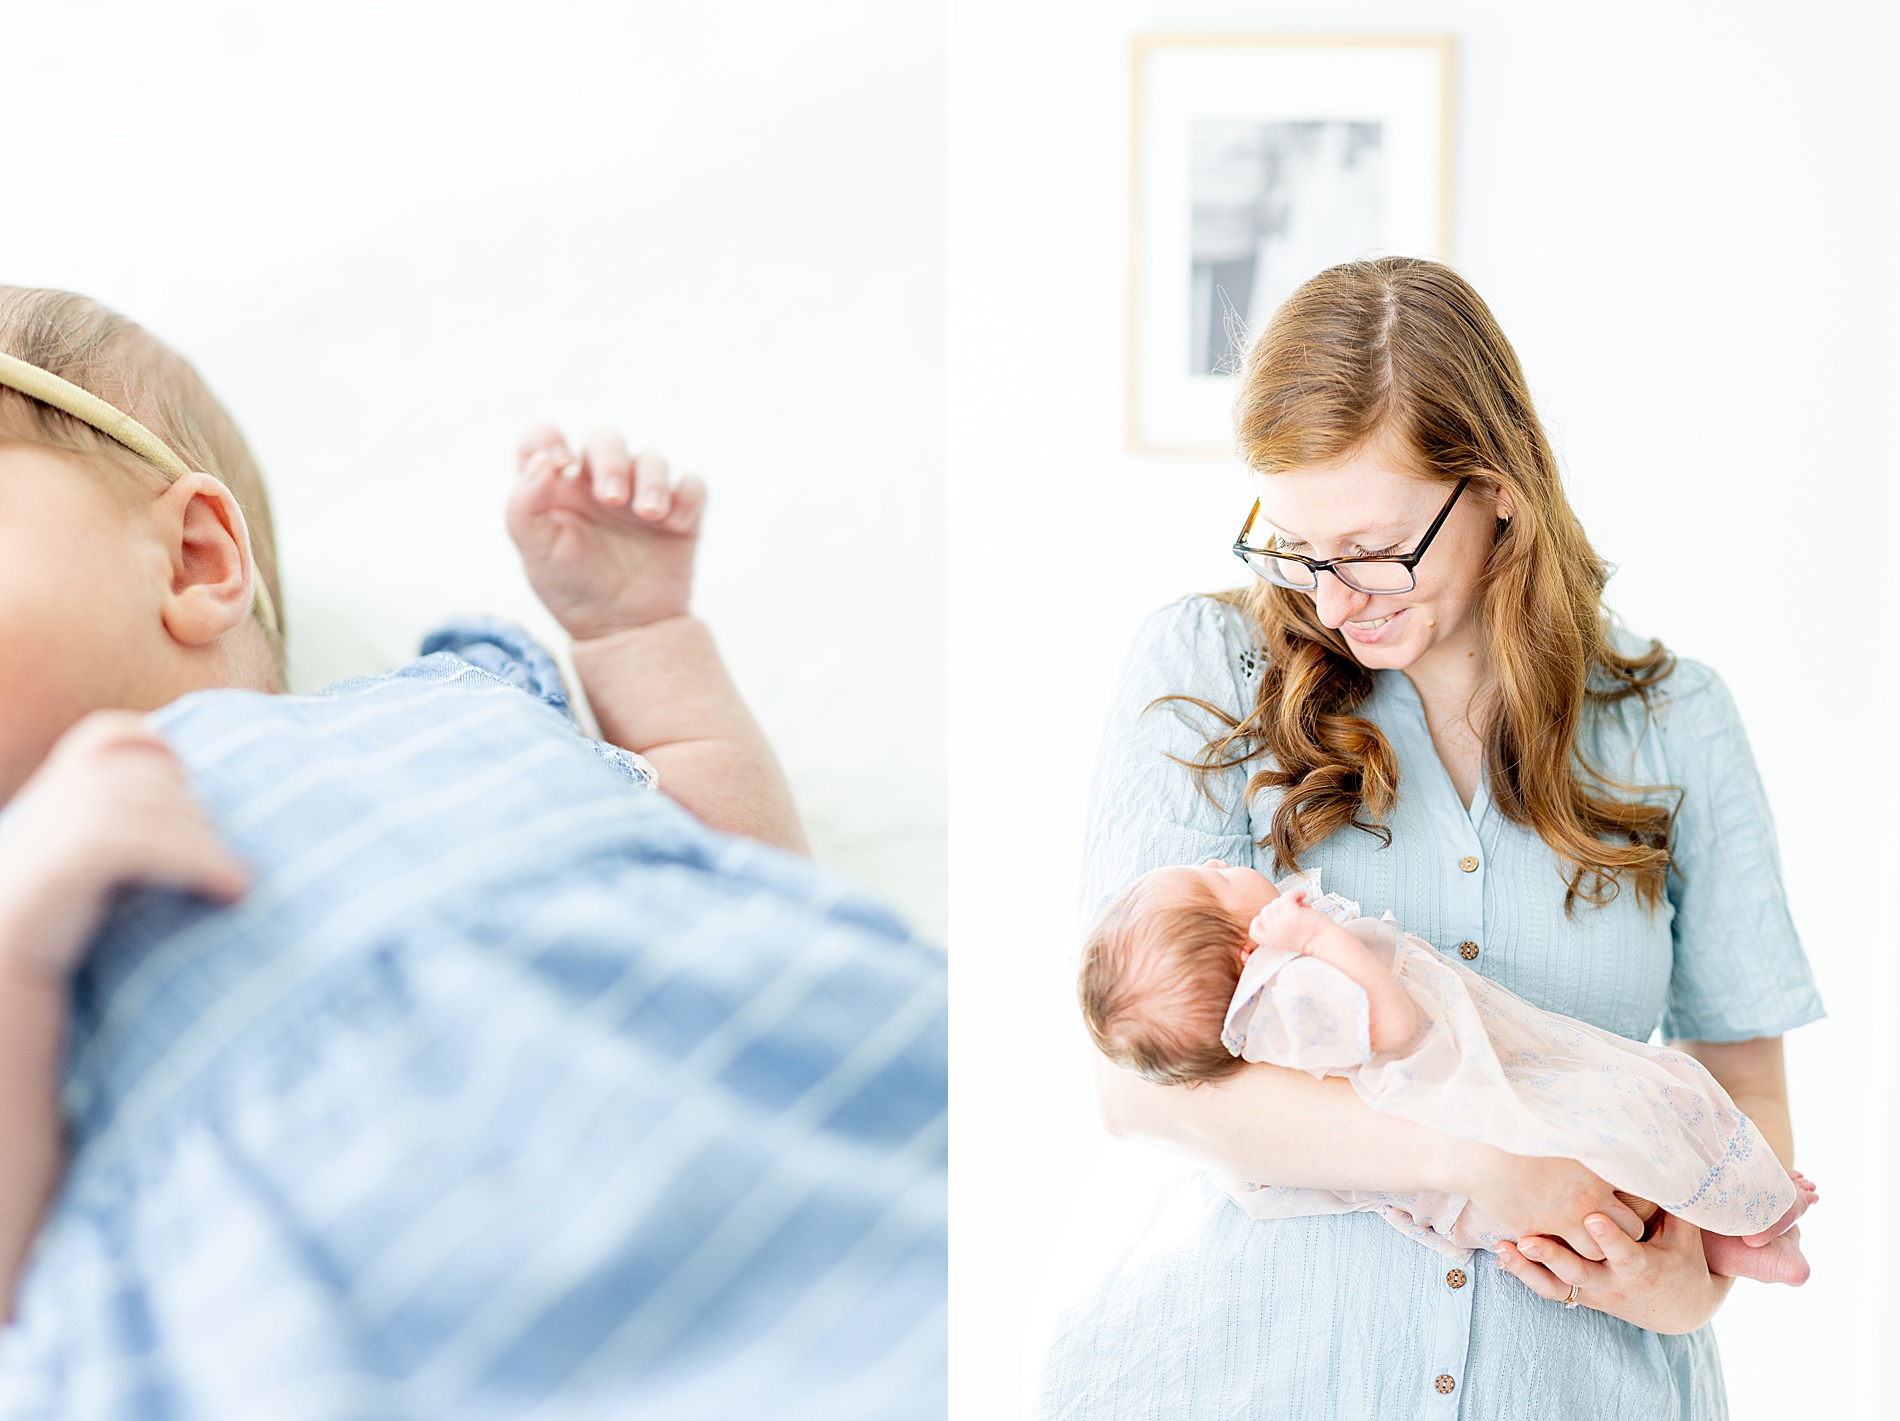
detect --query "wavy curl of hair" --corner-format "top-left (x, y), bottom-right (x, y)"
top-left (1179, 257), bottom-right (1677, 911)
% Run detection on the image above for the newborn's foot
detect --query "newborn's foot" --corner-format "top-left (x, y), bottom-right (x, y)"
top-left (1705, 1224), bottom-right (1811, 1286)
top-left (1703, 1172), bottom-right (1820, 1286)
top-left (1740, 1170), bottom-right (1819, 1246)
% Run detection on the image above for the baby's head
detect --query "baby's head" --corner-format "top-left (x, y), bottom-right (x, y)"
top-left (1077, 861), bottom-right (1279, 1085)
top-left (0, 287), bottom-right (281, 800)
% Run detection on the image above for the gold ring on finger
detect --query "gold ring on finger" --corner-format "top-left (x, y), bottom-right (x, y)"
top-left (1563, 1284), bottom-right (1581, 1309)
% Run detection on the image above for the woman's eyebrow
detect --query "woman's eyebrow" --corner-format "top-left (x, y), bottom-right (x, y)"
top-left (1265, 515), bottom-right (1411, 544)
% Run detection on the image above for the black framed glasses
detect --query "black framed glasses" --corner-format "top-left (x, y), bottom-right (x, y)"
top-left (1232, 476), bottom-right (1472, 595)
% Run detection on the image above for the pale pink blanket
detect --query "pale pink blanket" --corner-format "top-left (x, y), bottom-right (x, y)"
top-left (1217, 873), bottom-right (1796, 1261)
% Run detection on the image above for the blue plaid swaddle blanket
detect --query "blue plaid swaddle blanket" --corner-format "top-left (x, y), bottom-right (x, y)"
top-left (0, 624), bottom-right (946, 1420)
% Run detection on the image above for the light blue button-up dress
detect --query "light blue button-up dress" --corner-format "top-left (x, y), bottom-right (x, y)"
top-left (1039, 597), bottom-right (1823, 1421)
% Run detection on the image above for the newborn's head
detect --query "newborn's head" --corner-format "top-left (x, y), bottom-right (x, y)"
top-left (1078, 861), bottom-right (1280, 1085)
top-left (0, 287), bottom-right (282, 799)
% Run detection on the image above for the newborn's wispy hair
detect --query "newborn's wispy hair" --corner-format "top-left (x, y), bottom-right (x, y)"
top-left (1077, 874), bottom-right (1251, 1086)
top-left (0, 287), bottom-right (284, 683)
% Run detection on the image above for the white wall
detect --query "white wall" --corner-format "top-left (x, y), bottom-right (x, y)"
top-left (950, 1), bottom-right (1898, 1415)
top-left (0, 0), bottom-right (947, 940)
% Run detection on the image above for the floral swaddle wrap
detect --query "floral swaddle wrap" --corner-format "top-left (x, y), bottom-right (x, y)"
top-left (1216, 872), bottom-right (1795, 1260)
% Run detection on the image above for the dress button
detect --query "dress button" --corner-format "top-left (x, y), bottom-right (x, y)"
top-left (1435, 1374), bottom-right (1457, 1395)
top-left (1458, 941), bottom-right (1479, 961)
top-left (1458, 856), bottom-right (1478, 873)
top-left (1446, 1268), bottom-right (1467, 1289)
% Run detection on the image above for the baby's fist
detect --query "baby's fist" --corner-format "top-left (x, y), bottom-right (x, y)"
top-left (0, 713), bottom-right (248, 981)
top-left (506, 425), bottom-right (707, 642)
top-left (1249, 890), bottom-right (1328, 956)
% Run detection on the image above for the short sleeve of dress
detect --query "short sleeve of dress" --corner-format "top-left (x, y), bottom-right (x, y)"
top-left (1078, 598), bottom-right (1264, 930)
top-left (1657, 659), bottom-right (1824, 1041)
top-left (417, 619), bottom-right (657, 790)
top-left (420, 618), bottom-right (574, 717)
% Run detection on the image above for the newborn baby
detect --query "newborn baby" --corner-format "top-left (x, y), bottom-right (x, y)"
top-left (0, 288), bottom-right (944, 1419)
top-left (1077, 860), bottom-right (1815, 1287)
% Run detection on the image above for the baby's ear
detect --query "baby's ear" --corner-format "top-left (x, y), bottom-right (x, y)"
top-left (152, 473), bottom-right (259, 649)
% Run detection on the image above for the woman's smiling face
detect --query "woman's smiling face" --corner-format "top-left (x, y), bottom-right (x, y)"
top-left (1251, 433), bottom-right (1510, 676)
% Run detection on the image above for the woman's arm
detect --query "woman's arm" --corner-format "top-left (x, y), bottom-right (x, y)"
top-left (0, 959), bottom-right (64, 1326)
top-left (1676, 1035), bottom-right (1793, 1168)
top-left (1489, 665), bottom-right (1818, 1335)
top-left (1098, 1054), bottom-right (1444, 1191)
top-left (1097, 1055), bottom-right (1647, 1257)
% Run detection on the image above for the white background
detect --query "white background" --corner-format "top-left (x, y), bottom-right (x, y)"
top-left (951, 1), bottom-right (1898, 1416)
top-left (0, 0), bottom-right (947, 941)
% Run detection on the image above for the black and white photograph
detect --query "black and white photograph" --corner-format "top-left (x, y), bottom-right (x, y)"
top-left (1190, 118), bottom-right (1384, 374)
top-left (1130, 36), bottom-right (1453, 452)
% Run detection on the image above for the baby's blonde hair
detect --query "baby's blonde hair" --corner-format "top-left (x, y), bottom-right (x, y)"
top-left (1077, 875), bottom-right (1251, 1086)
top-left (0, 287), bottom-right (284, 682)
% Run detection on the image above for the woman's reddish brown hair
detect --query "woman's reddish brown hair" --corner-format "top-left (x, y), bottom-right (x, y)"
top-left (1188, 257), bottom-right (1676, 910)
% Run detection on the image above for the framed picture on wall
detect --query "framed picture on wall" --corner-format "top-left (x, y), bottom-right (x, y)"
top-left (1128, 34), bottom-right (1456, 454)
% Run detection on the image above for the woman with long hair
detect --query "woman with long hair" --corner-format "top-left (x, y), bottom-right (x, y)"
top-left (1042, 258), bottom-right (1821, 1419)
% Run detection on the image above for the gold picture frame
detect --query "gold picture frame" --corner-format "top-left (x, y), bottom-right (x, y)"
top-left (1127, 33), bottom-right (1457, 455)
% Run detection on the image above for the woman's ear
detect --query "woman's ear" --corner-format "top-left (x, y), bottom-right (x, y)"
top-left (152, 472), bottom-right (257, 648)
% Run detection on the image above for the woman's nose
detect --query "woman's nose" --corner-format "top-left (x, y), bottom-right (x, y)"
top-left (1312, 572), bottom-right (1372, 629)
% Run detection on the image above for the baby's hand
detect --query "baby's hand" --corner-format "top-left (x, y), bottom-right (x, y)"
top-left (1249, 890), bottom-right (1332, 956)
top-left (1253, 886), bottom-right (1420, 1054)
top-left (506, 425), bottom-right (708, 642)
top-left (0, 713), bottom-right (249, 982)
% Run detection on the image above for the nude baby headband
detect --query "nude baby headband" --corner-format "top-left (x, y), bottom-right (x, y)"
top-left (0, 348), bottom-right (280, 638)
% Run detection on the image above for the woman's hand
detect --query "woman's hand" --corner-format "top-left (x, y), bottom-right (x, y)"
top-left (1497, 1209), bottom-right (1732, 1334)
top-left (1458, 1145), bottom-right (1648, 1261)
top-left (0, 712), bottom-right (248, 982)
top-left (506, 425), bottom-right (706, 642)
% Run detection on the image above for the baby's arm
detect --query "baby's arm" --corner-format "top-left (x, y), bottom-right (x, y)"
top-left (1250, 893), bottom-right (1419, 1053)
top-left (507, 427), bottom-right (807, 855)
top-left (0, 714), bottom-right (247, 1323)
top-left (0, 944), bottom-right (63, 1327)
